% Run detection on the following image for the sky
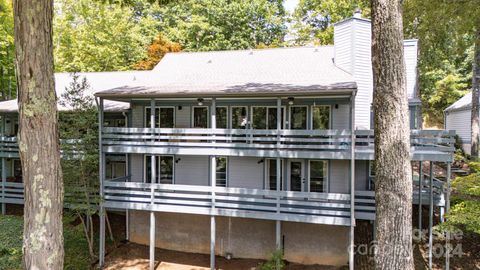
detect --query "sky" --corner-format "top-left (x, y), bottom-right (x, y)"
top-left (283, 0), bottom-right (299, 13)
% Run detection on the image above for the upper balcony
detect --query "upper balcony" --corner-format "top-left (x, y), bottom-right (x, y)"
top-left (101, 127), bottom-right (455, 162)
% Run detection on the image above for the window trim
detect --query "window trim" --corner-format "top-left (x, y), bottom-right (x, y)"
top-left (250, 106), bottom-right (286, 129)
top-left (308, 160), bottom-right (329, 193)
top-left (310, 105), bottom-right (332, 130)
top-left (191, 106), bottom-right (210, 128)
top-left (144, 106), bottom-right (176, 128)
top-left (289, 105), bottom-right (308, 130)
top-left (143, 155), bottom-right (175, 184)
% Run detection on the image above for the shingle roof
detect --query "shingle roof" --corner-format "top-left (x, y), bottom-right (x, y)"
top-left (0, 71), bottom-right (148, 113)
top-left (445, 92), bottom-right (472, 112)
top-left (95, 46), bottom-right (357, 99)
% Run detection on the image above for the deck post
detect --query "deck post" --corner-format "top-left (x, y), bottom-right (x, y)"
top-left (1, 157), bottom-right (5, 215)
top-left (275, 97), bottom-right (282, 252)
top-left (349, 94), bottom-right (355, 270)
top-left (428, 161), bottom-right (434, 269)
top-left (418, 161), bottom-right (423, 231)
top-left (210, 98), bottom-right (216, 270)
top-left (445, 162), bottom-right (451, 270)
top-left (98, 98), bottom-right (106, 267)
top-left (149, 98), bottom-right (156, 270)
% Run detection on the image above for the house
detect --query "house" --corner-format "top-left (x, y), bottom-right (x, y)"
top-left (0, 71), bottom-right (150, 208)
top-left (92, 12), bottom-right (454, 269)
top-left (444, 92), bottom-right (474, 154)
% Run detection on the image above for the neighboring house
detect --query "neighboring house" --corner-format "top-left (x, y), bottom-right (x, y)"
top-left (444, 92), bottom-right (473, 154)
top-left (0, 71), bottom-right (149, 206)
top-left (91, 13), bottom-right (454, 269)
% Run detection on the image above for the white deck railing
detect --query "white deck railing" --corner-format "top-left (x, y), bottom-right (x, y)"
top-left (103, 181), bottom-right (352, 226)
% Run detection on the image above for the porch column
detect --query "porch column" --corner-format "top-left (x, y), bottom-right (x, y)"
top-left (275, 97), bottom-right (282, 251)
top-left (210, 98), bottom-right (216, 270)
top-left (428, 161), bottom-right (434, 269)
top-left (98, 98), bottom-right (106, 267)
top-left (349, 94), bottom-right (356, 270)
top-left (418, 161), bottom-right (423, 231)
top-left (149, 99), bottom-right (156, 270)
top-left (445, 162), bottom-right (451, 270)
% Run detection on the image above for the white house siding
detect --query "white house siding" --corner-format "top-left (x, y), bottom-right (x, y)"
top-left (175, 155), bottom-right (209, 186)
top-left (445, 109), bottom-right (472, 154)
top-left (404, 40), bottom-right (418, 99)
top-left (331, 104), bottom-right (350, 130)
top-left (175, 106), bottom-right (191, 128)
top-left (228, 156), bottom-right (264, 189)
top-left (333, 21), bottom-right (353, 74)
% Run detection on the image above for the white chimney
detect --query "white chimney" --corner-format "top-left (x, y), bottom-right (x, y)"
top-left (333, 12), bottom-right (373, 129)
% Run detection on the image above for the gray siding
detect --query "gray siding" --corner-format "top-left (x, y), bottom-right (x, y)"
top-left (175, 156), bottom-right (209, 186)
top-left (130, 154), bottom-right (144, 182)
top-left (331, 104), bottom-right (350, 130)
top-left (175, 106), bottom-right (191, 128)
top-left (329, 160), bottom-right (349, 193)
top-left (131, 104), bottom-right (144, 128)
top-left (228, 157), bottom-right (264, 189)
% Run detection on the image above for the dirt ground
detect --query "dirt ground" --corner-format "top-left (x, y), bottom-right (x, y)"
top-left (102, 242), bottom-right (345, 270)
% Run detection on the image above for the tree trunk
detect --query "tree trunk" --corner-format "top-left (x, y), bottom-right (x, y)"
top-left (13, 0), bottom-right (64, 269)
top-left (471, 27), bottom-right (480, 158)
top-left (371, 0), bottom-right (414, 269)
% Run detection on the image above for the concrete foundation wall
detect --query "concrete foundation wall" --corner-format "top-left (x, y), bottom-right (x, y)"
top-left (129, 211), bottom-right (349, 267)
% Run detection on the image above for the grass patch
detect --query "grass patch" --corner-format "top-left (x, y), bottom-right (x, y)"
top-left (0, 215), bottom-right (91, 270)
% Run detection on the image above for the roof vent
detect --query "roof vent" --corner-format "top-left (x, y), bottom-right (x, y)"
top-left (314, 46), bottom-right (319, 52)
top-left (353, 8), bottom-right (362, 18)
top-left (207, 59), bottom-right (212, 64)
top-left (249, 49), bottom-right (253, 55)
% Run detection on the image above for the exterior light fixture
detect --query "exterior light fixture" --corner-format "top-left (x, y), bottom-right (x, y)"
top-left (197, 98), bottom-right (204, 106)
top-left (288, 97), bottom-right (294, 105)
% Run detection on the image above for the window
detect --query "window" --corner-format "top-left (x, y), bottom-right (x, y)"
top-left (268, 159), bottom-right (283, 190)
top-left (309, 160), bottom-right (328, 192)
top-left (13, 159), bottom-right (22, 181)
top-left (159, 156), bottom-right (174, 184)
top-left (290, 106), bottom-right (307, 129)
top-left (252, 107), bottom-right (267, 129)
top-left (216, 107), bottom-right (228, 129)
top-left (231, 107), bottom-right (248, 128)
top-left (216, 157), bottom-right (227, 187)
top-left (193, 107), bottom-right (208, 128)
top-left (106, 161), bottom-right (126, 179)
top-left (159, 107), bottom-right (175, 128)
top-left (252, 107), bottom-right (285, 129)
top-left (145, 155), bottom-right (174, 184)
top-left (312, 106), bottom-right (330, 130)
top-left (145, 107), bottom-right (175, 128)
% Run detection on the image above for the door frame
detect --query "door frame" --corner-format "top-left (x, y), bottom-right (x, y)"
top-left (287, 159), bottom-right (306, 192)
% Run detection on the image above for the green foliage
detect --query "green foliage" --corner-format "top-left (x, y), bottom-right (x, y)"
top-left (260, 249), bottom-right (285, 270)
top-left (0, 215), bottom-right (90, 270)
top-left (290, 0), bottom-right (370, 45)
top-left (403, 0), bottom-right (478, 127)
top-left (53, 0), bottom-right (160, 72)
top-left (149, 0), bottom-right (287, 51)
top-left (0, 0), bottom-right (16, 100)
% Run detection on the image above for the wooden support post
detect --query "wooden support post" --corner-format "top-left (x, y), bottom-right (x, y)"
top-left (349, 94), bottom-right (355, 270)
top-left (149, 98), bottom-right (156, 270)
top-left (445, 163), bottom-right (451, 270)
top-left (418, 161), bottom-right (423, 231)
top-left (210, 98), bottom-right (216, 270)
top-left (428, 161), bottom-right (434, 269)
top-left (98, 98), bottom-right (106, 267)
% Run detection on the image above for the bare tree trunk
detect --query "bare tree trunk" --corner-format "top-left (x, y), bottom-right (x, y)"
top-left (471, 27), bottom-right (480, 158)
top-left (13, 0), bottom-right (64, 269)
top-left (372, 0), bottom-right (414, 269)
